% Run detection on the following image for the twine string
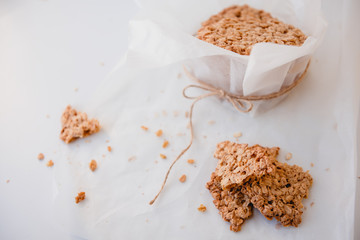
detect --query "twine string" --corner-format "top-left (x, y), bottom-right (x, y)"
top-left (149, 61), bottom-right (310, 205)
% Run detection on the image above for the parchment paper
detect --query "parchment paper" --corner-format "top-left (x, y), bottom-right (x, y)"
top-left (52, 0), bottom-right (358, 239)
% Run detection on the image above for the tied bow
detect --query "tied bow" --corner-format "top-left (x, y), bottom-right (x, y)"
top-left (182, 66), bottom-right (253, 113)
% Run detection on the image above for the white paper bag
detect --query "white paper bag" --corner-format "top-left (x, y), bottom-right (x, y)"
top-left (131, 0), bottom-right (326, 100)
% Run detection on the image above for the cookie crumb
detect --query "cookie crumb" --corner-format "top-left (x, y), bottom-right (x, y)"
top-left (285, 152), bottom-right (292, 160)
top-left (179, 174), bottom-right (187, 183)
top-left (208, 120), bottom-right (216, 125)
top-left (177, 73), bottom-right (182, 79)
top-left (46, 114), bottom-right (50, 119)
top-left (154, 160), bottom-right (158, 164)
top-left (6, 179), bottom-right (10, 183)
top-left (310, 202), bottom-right (315, 207)
top-left (102, 154), bottom-right (106, 158)
top-left (160, 154), bottom-right (167, 159)
top-left (162, 140), bottom-right (169, 148)
top-left (177, 132), bottom-right (185, 136)
top-left (75, 192), bottom-right (86, 204)
top-left (185, 111), bottom-right (189, 118)
top-left (233, 132), bottom-right (242, 138)
top-left (145, 219), bottom-right (149, 223)
top-left (105, 140), bottom-right (110, 143)
top-left (325, 168), bottom-right (330, 171)
top-left (155, 129), bottom-right (163, 137)
top-left (198, 204), bottom-right (207, 212)
top-left (84, 139), bottom-right (91, 143)
top-left (107, 146), bottom-right (112, 152)
top-left (46, 160), bottom-right (54, 167)
top-left (310, 163), bottom-right (314, 167)
top-left (89, 160), bottom-right (97, 172)
top-left (38, 153), bottom-right (45, 160)
top-left (173, 111), bottom-right (179, 117)
top-left (187, 159), bottom-right (195, 164)
top-left (162, 110), bottom-right (167, 116)
top-left (74, 88), bottom-right (78, 92)
top-left (128, 156), bottom-right (136, 162)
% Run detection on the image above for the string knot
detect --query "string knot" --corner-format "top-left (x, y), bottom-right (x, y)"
top-left (182, 67), bottom-right (254, 113)
top-left (218, 89), bottom-right (225, 98)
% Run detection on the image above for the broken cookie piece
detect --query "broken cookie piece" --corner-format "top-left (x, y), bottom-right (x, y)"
top-left (60, 105), bottom-right (101, 143)
top-left (206, 172), bottom-right (253, 232)
top-left (214, 141), bottom-right (279, 190)
top-left (241, 161), bottom-right (312, 227)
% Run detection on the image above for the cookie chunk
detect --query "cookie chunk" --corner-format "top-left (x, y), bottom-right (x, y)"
top-left (214, 141), bottom-right (279, 190)
top-left (206, 172), bottom-right (253, 232)
top-left (241, 161), bottom-right (313, 227)
top-left (75, 192), bottom-right (86, 204)
top-left (60, 105), bottom-right (101, 143)
top-left (197, 5), bottom-right (307, 55)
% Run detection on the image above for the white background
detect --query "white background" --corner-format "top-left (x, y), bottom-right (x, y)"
top-left (0, 1), bottom-right (138, 239)
top-left (0, 0), bottom-right (358, 239)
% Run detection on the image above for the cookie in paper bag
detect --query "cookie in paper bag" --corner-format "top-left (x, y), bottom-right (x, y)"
top-left (197, 5), bottom-right (307, 55)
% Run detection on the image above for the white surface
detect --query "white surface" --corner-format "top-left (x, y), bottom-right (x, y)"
top-left (0, 1), bottom-right (138, 239)
top-left (0, 0), bottom-right (359, 240)
top-left (52, 0), bottom-right (359, 238)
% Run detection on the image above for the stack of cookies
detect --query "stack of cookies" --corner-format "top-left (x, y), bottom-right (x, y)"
top-left (207, 141), bottom-right (313, 232)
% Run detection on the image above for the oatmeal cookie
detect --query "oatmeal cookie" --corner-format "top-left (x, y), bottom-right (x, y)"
top-left (206, 172), bottom-right (253, 232)
top-left (197, 5), bottom-right (307, 55)
top-left (241, 161), bottom-right (313, 227)
top-left (214, 141), bottom-right (279, 190)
